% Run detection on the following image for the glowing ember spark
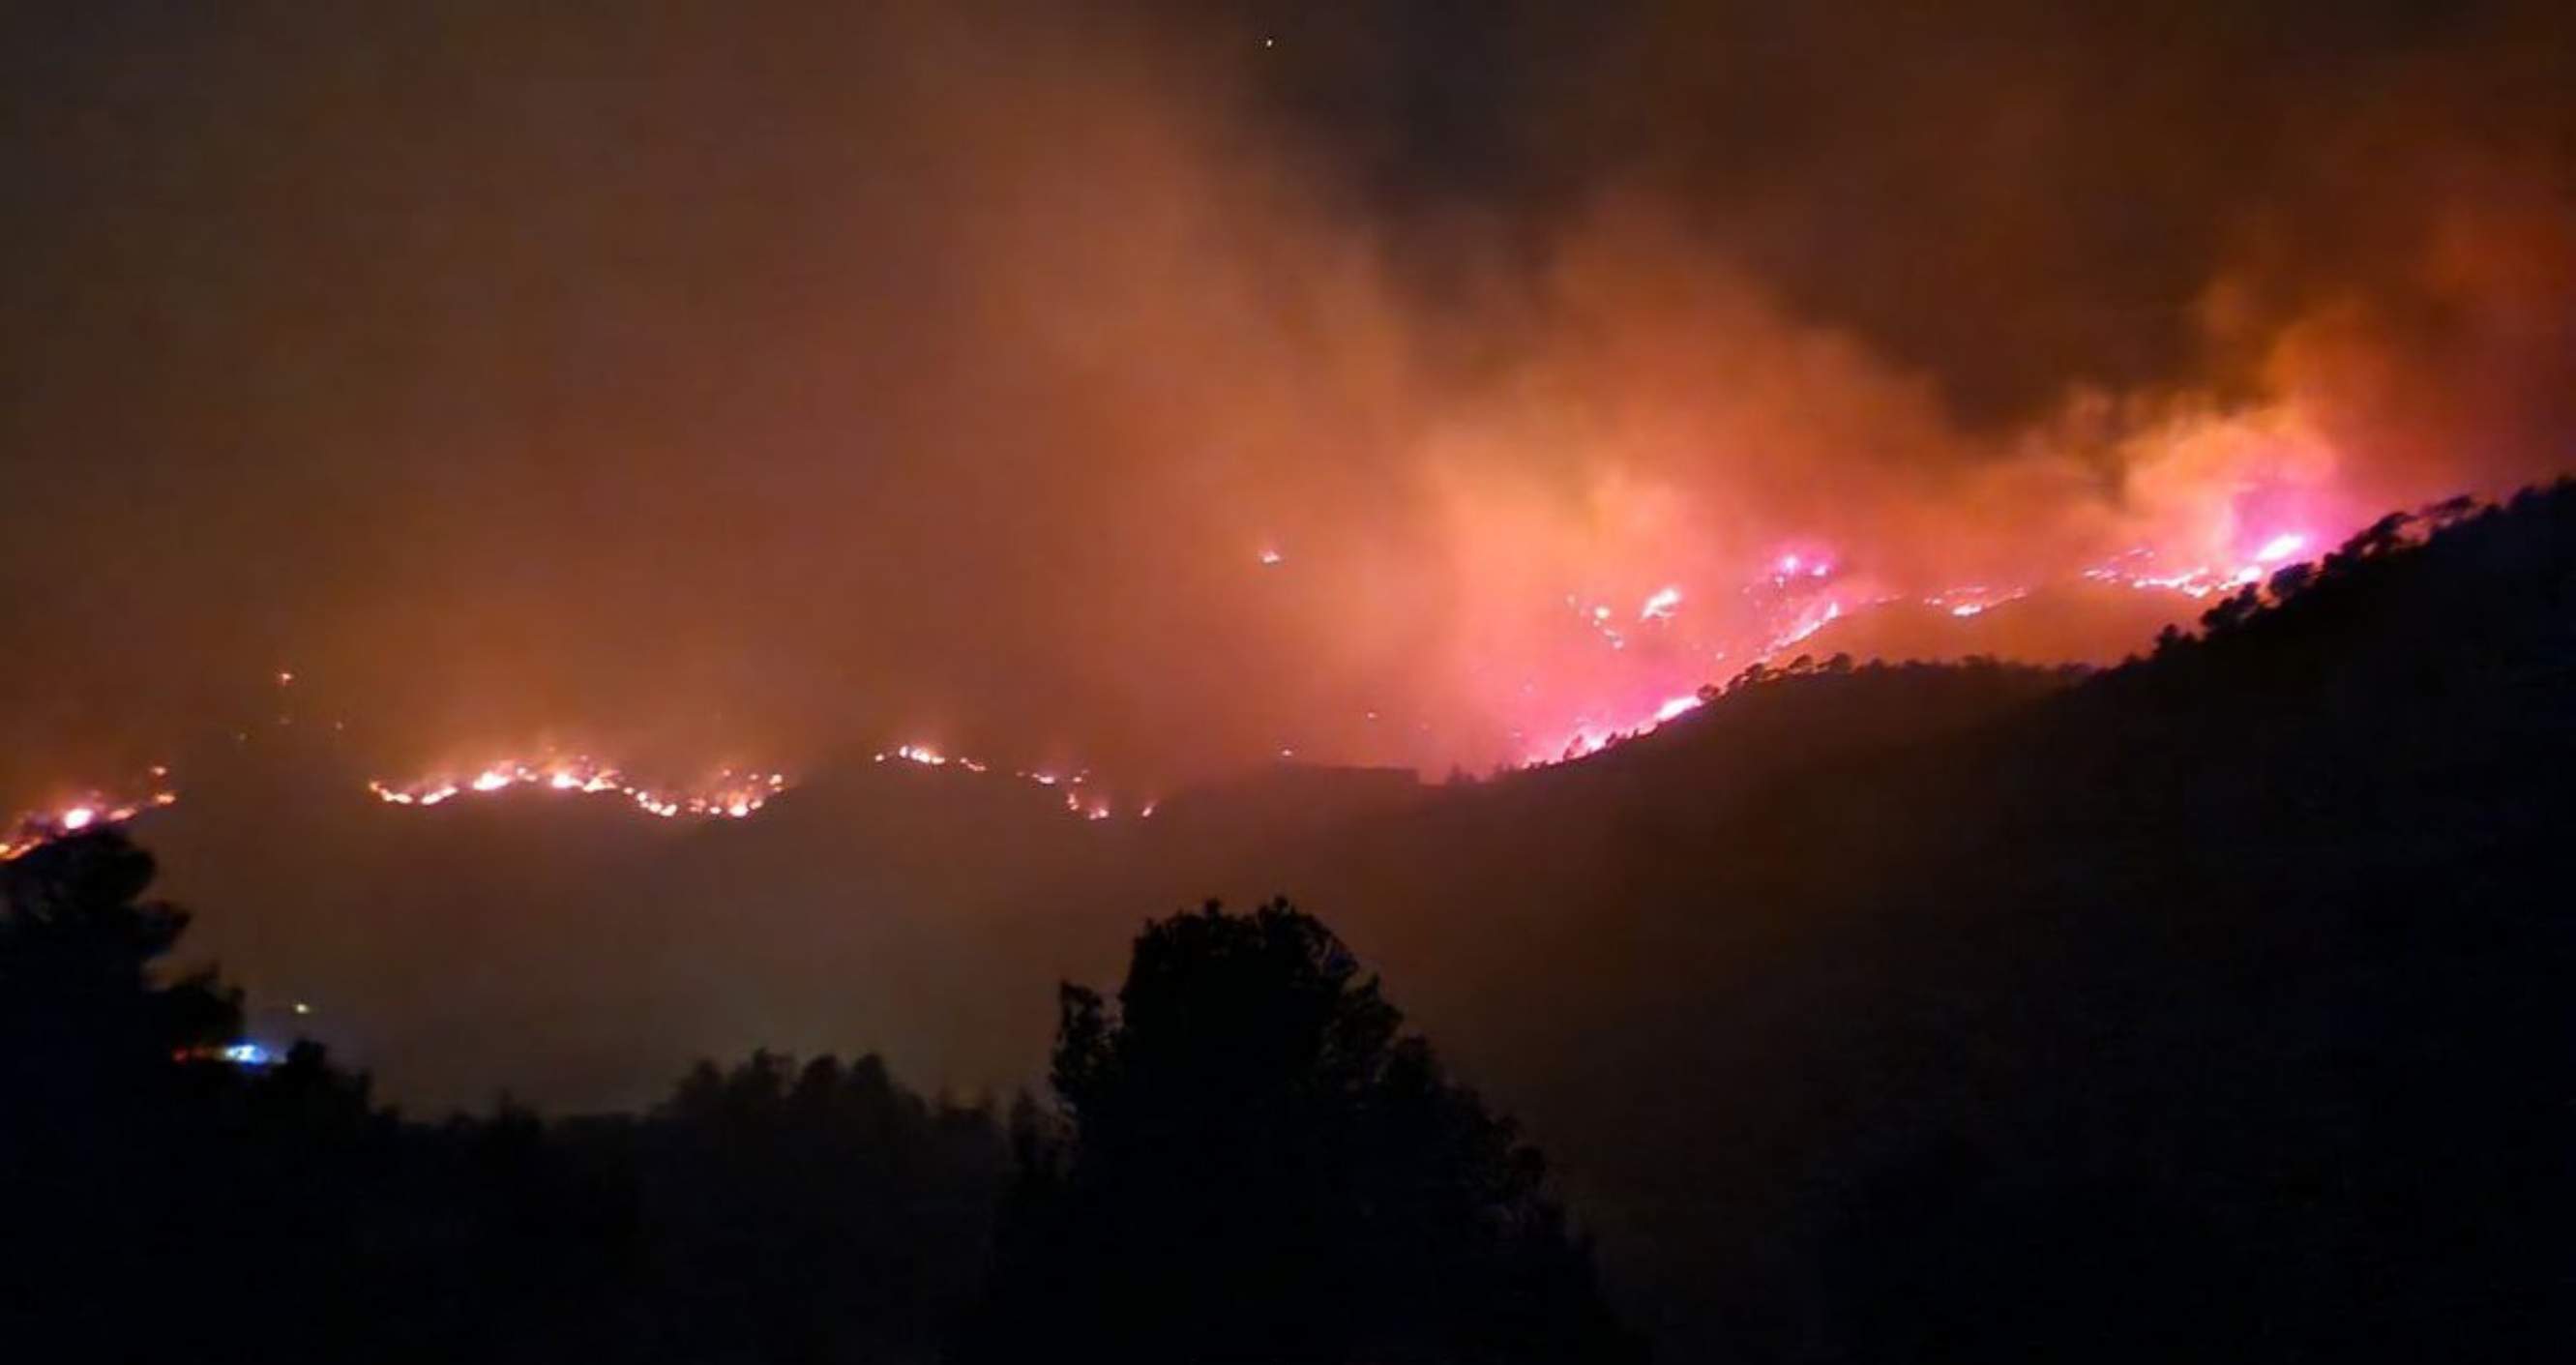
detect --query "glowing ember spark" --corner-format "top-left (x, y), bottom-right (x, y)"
top-left (1652, 693), bottom-right (1703, 725)
top-left (1924, 585), bottom-right (2030, 619)
top-left (1258, 548), bottom-right (1283, 566)
top-left (2254, 532), bottom-right (2309, 563)
top-left (1639, 585), bottom-right (1684, 621)
top-left (1768, 599), bottom-right (1842, 653)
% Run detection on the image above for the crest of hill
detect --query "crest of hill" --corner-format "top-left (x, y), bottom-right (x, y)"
top-left (1194, 481), bottom-right (2576, 1361)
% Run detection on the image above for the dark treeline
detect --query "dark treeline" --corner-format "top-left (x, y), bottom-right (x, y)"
top-left (0, 833), bottom-right (1632, 1362)
top-left (0, 829), bottom-right (1008, 1362)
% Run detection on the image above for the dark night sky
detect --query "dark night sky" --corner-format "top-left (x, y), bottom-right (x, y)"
top-left (3, 0), bottom-right (2570, 799)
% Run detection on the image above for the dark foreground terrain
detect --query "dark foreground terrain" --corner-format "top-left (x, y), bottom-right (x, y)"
top-left (8, 484), bottom-right (2572, 1361)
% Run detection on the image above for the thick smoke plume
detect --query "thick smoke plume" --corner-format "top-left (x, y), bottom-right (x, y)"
top-left (4, 0), bottom-right (2569, 796)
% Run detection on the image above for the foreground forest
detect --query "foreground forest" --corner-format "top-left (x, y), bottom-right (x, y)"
top-left (3, 860), bottom-right (1635, 1361)
top-left (8, 483), bottom-right (2572, 1361)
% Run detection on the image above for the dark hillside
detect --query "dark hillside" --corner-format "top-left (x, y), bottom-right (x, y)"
top-left (1159, 483), bottom-right (2576, 1359)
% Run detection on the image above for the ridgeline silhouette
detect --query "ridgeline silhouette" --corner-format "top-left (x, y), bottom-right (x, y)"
top-left (1266, 482), bottom-right (2576, 1359)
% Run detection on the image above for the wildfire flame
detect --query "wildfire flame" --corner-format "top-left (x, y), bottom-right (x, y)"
top-left (873, 745), bottom-right (1146, 820)
top-left (0, 774), bottom-right (181, 863)
top-left (3, 503), bottom-right (2351, 847)
top-left (366, 759), bottom-right (786, 821)
top-left (1505, 518), bottom-right (2325, 765)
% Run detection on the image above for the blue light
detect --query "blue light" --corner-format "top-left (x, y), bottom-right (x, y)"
top-left (221, 1042), bottom-right (275, 1067)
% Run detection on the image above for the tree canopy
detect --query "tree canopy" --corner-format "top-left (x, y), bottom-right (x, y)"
top-left (966, 898), bottom-right (1639, 1363)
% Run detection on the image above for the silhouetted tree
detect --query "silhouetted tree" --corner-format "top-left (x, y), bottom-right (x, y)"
top-left (0, 830), bottom-right (251, 1349)
top-left (0, 829), bottom-right (238, 1113)
top-left (0, 830), bottom-right (1009, 1364)
top-left (964, 898), bottom-right (1640, 1363)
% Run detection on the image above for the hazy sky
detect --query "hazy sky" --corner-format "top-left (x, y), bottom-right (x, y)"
top-left (5, 0), bottom-right (2569, 797)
